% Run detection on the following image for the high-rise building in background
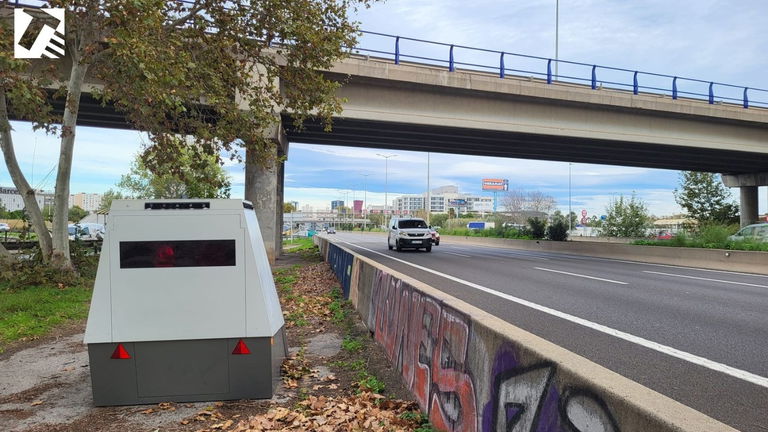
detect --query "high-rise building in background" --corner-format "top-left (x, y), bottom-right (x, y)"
top-left (331, 200), bottom-right (344, 211)
top-left (353, 200), bottom-right (363, 216)
top-left (69, 193), bottom-right (104, 212)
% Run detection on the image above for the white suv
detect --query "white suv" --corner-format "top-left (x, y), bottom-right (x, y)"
top-left (387, 217), bottom-right (432, 252)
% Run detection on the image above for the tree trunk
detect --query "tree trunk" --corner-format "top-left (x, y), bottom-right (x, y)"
top-left (0, 92), bottom-right (54, 262)
top-left (50, 61), bottom-right (90, 271)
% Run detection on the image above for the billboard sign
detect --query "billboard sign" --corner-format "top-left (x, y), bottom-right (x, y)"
top-left (448, 199), bottom-right (467, 206)
top-left (482, 178), bottom-right (509, 191)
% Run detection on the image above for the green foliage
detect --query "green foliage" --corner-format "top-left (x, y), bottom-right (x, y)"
top-left (546, 219), bottom-right (569, 241)
top-left (284, 202), bottom-right (297, 213)
top-left (118, 144), bottom-right (231, 199)
top-left (99, 189), bottom-right (125, 212)
top-left (527, 217), bottom-right (547, 239)
top-left (356, 371), bottom-right (386, 394)
top-left (330, 359), bottom-right (366, 371)
top-left (600, 194), bottom-right (649, 238)
top-left (0, 283), bottom-right (92, 352)
top-left (399, 411), bottom-right (435, 432)
top-left (674, 172), bottom-right (739, 224)
top-left (0, 242), bottom-right (97, 289)
top-left (341, 336), bottom-right (364, 353)
top-left (284, 238), bottom-right (316, 252)
top-left (68, 206), bottom-right (89, 223)
top-left (429, 213), bottom-right (448, 228)
top-left (632, 223), bottom-right (768, 251)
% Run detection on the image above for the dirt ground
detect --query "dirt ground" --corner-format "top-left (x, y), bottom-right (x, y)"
top-left (0, 249), bottom-right (424, 432)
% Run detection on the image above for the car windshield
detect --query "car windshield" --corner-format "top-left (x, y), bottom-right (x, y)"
top-left (68, 226), bottom-right (77, 235)
top-left (398, 219), bottom-right (427, 229)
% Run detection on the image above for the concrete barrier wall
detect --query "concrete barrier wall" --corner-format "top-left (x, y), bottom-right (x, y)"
top-left (314, 236), bottom-right (736, 432)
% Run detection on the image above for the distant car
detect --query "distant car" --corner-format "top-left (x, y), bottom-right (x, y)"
top-left (429, 227), bottom-right (440, 245)
top-left (655, 231), bottom-right (675, 240)
top-left (327, 227), bottom-right (336, 234)
top-left (0, 222), bottom-right (9, 233)
top-left (728, 223), bottom-right (768, 242)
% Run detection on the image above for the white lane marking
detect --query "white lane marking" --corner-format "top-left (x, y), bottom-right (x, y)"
top-left (447, 242), bottom-right (768, 279)
top-left (643, 271), bottom-right (768, 289)
top-left (339, 240), bottom-right (768, 389)
top-left (444, 251), bottom-right (472, 258)
top-left (534, 267), bottom-right (628, 285)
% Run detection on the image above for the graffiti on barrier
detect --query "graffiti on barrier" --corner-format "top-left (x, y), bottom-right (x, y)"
top-left (482, 346), bottom-right (620, 432)
top-left (370, 270), bottom-right (477, 432)
top-left (368, 269), bottom-right (620, 432)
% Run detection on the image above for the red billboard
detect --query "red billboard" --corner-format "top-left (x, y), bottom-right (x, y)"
top-left (482, 178), bottom-right (509, 191)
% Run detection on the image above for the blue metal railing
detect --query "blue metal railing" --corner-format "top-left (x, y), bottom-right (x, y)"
top-left (10, 1), bottom-right (767, 109)
top-left (353, 31), bottom-right (768, 110)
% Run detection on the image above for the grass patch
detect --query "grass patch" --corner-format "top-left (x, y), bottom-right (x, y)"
top-left (356, 371), bottom-right (386, 394)
top-left (341, 336), bottom-right (364, 353)
top-left (0, 283), bottom-right (92, 352)
top-left (283, 237), bottom-right (316, 251)
top-left (330, 358), bottom-right (367, 371)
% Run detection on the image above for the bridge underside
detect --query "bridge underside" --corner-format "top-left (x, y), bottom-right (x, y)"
top-left (283, 116), bottom-right (768, 175)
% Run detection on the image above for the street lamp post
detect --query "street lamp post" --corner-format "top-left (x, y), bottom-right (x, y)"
top-left (555, 0), bottom-right (559, 79)
top-left (568, 162), bottom-right (573, 232)
top-left (376, 153), bottom-right (397, 217)
top-left (426, 152), bottom-right (431, 225)
top-left (361, 173), bottom-right (369, 231)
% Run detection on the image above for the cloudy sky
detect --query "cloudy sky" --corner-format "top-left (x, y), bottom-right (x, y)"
top-left (4, 0), bottom-right (768, 217)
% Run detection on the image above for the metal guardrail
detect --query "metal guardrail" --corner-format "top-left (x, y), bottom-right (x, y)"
top-left (354, 30), bottom-right (768, 110)
top-left (10, 1), bottom-right (768, 109)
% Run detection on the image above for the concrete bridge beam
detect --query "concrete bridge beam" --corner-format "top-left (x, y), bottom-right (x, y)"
top-left (722, 173), bottom-right (768, 227)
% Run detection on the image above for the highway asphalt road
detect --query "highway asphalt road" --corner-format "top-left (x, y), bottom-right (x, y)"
top-left (329, 232), bottom-right (768, 432)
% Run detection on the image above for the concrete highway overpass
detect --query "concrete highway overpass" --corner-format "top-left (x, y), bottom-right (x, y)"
top-left (10, 50), bottom-right (768, 260)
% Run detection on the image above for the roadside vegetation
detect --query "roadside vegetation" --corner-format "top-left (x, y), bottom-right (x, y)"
top-left (0, 242), bottom-right (98, 353)
top-left (634, 224), bottom-right (768, 251)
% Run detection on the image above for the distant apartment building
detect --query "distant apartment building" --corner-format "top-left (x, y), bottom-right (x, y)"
top-left (0, 186), bottom-right (54, 212)
top-left (392, 186), bottom-right (494, 215)
top-left (69, 193), bottom-right (103, 212)
top-left (331, 200), bottom-right (344, 211)
top-left (394, 195), bottom-right (425, 214)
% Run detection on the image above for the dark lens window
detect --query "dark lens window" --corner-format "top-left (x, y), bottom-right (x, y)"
top-left (120, 240), bottom-right (236, 268)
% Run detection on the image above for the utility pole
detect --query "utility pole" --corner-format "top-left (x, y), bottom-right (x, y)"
top-left (361, 173), bottom-right (369, 231)
top-left (426, 152), bottom-right (431, 225)
top-left (568, 162), bottom-right (573, 232)
top-left (555, 0), bottom-right (559, 79)
top-left (376, 153), bottom-right (397, 217)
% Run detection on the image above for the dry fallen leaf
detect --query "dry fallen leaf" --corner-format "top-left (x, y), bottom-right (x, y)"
top-left (30, 400), bottom-right (44, 406)
top-left (140, 408), bottom-right (154, 415)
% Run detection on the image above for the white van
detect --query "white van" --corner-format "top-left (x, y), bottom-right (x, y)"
top-left (387, 217), bottom-right (432, 252)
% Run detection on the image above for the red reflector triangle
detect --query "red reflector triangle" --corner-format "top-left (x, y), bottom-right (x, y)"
top-left (111, 344), bottom-right (131, 359)
top-left (232, 339), bottom-right (251, 355)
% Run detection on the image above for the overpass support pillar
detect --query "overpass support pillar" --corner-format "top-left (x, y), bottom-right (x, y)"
top-left (739, 186), bottom-right (759, 227)
top-left (245, 125), bottom-right (289, 264)
top-left (722, 173), bottom-right (767, 227)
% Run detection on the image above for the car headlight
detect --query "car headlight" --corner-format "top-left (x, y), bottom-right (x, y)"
top-left (399, 232), bottom-right (408, 237)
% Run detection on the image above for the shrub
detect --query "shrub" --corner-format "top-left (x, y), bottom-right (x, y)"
top-left (527, 217), bottom-right (546, 239)
top-left (546, 220), bottom-right (569, 241)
